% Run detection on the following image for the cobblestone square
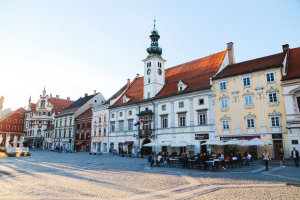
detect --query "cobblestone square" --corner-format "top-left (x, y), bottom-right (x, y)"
top-left (0, 150), bottom-right (300, 200)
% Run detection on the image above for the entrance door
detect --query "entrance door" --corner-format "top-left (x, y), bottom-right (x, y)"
top-left (273, 140), bottom-right (283, 159)
top-left (200, 141), bottom-right (207, 154)
top-left (141, 138), bottom-right (152, 155)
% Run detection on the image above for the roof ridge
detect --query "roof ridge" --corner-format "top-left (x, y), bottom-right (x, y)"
top-left (165, 50), bottom-right (226, 71)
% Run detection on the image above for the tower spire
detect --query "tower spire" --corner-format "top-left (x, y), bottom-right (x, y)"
top-left (146, 20), bottom-right (162, 58)
top-left (42, 86), bottom-right (46, 97)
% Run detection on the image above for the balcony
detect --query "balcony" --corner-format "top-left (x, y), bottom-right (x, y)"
top-left (138, 129), bottom-right (154, 138)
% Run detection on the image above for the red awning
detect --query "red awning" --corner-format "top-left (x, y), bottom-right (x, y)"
top-left (122, 141), bottom-right (134, 146)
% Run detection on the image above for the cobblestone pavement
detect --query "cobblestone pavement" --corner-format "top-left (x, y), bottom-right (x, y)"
top-left (0, 150), bottom-right (299, 200)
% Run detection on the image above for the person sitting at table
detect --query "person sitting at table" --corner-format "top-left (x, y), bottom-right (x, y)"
top-left (246, 153), bottom-right (252, 166)
top-left (148, 154), bottom-right (154, 167)
top-left (202, 153), bottom-right (209, 170)
top-left (237, 153), bottom-right (243, 167)
top-left (225, 155), bottom-right (231, 168)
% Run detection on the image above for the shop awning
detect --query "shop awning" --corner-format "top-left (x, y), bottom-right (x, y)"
top-left (170, 141), bottom-right (194, 147)
top-left (123, 141), bottom-right (134, 146)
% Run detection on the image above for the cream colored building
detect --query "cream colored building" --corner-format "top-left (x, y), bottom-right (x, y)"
top-left (212, 46), bottom-right (289, 159)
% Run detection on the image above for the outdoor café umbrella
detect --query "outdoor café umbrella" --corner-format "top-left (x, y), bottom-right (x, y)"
top-left (242, 138), bottom-right (271, 146)
top-left (224, 139), bottom-right (244, 146)
top-left (202, 140), bottom-right (224, 146)
top-left (143, 141), bottom-right (160, 147)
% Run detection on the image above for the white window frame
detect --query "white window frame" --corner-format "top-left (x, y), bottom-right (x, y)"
top-left (242, 76), bottom-right (251, 87)
top-left (128, 120), bottom-right (133, 130)
top-left (246, 118), bottom-right (255, 128)
top-left (222, 120), bottom-right (230, 130)
top-left (198, 112), bottom-right (207, 126)
top-left (161, 116), bottom-right (168, 128)
top-left (244, 95), bottom-right (253, 107)
top-left (178, 115), bottom-right (186, 127)
top-left (266, 72), bottom-right (275, 83)
top-left (221, 99), bottom-right (228, 109)
top-left (219, 81), bottom-right (227, 91)
top-left (198, 98), bottom-right (204, 105)
top-left (270, 116), bottom-right (280, 127)
top-left (111, 122), bottom-right (115, 132)
top-left (179, 101), bottom-right (184, 108)
top-left (119, 121), bottom-right (124, 131)
top-left (268, 92), bottom-right (279, 104)
top-left (161, 104), bottom-right (166, 111)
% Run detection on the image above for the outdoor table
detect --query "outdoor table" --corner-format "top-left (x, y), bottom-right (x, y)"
top-left (169, 158), bottom-right (179, 167)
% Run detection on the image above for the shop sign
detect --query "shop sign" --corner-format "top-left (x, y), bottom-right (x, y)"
top-left (272, 134), bottom-right (282, 139)
top-left (195, 134), bottom-right (209, 140)
top-left (220, 135), bottom-right (260, 141)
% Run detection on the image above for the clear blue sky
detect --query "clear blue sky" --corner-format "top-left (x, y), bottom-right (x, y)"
top-left (1, 0), bottom-right (300, 110)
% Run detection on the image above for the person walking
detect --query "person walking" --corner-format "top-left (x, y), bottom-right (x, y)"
top-left (263, 150), bottom-right (270, 171)
top-left (278, 148), bottom-right (285, 168)
top-left (291, 147), bottom-right (299, 168)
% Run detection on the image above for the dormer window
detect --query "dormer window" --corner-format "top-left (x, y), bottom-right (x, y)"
top-left (177, 80), bottom-right (187, 92)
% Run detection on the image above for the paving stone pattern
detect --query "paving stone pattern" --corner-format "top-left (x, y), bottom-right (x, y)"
top-left (0, 150), bottom-right (299, 200)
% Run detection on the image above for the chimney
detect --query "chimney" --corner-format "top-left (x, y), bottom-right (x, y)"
top-left (94, 90), bottom-right (97, 95)
top-left (282, 44), bottom-right (289, 52)
top-left (56, 95), bottom-right (59, 99)
top-left (127, 78), bottom-right (131, 87)
top-left (85, 93), bottom-right (88, 97)
top-left (67, 97), bottom-right (70, 101)
top-left (227, 42), bottom-right (235, 65)
top-left (136, 73), bottom-right (140, 78)
top-left (50, 93), bottom-right (52, 98)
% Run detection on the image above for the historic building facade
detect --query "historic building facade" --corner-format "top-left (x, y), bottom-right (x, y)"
top-left (24, 88), bottom-right (73, 148)
top-left (54, 92), bottom-right (105, 152)
top-left (282, 45), bottom-right (300, 153)
top-left (75, 108), bottom-right (92, 152)
top-left (212, 45), bottom-right (289, 158)
top-left (107, 23), bottom-right (233, 156)
top-left (0, 107), bottom-right (26, 148)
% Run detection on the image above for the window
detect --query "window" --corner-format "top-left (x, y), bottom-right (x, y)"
top-left (148, 78), bottom-right (151, 84)
top-left (0, 125), bottom-right (2, 129)
top-left (147, 62), bottom-right (151, 67)
top-left (198, 99), bottom-right (204, 105)
top-left (119, 121), bottom-right (124, 131)
top-left (18, 126), bottom-right (22, 130)
top-left (247, 118), bottom-right (255, 128)
top-left (119, 112), bottom-right (123, 117)
top-left (20, 113), bottom-right (23, 117)
top-left (111, 122), bottom-right (115, 132)
top-left (128, 110), bottom-right (132, 116)
top-left (268, 93), bottom-right (278, 103)
top-left (43, 112), bottom-right (46, 116)
top-left (94, 130), bottom-right (96, 137)
top-left (6, 125), bottom-right (10, 130)
top-left (222, 120), bottom-right (230, 130)
top-left (161, 105), bottom-right (166, 111)
top-left (19, 119), bottom-right (23, 123)
top-left (13, 126), bottom-right (16, 130)
top-left (38, 112), bottom-right (41, 116)
top-left (266, 72), bottom-right (275, 83)
top-left (82, 123), bottom-right (85, 128)
top-left (7, 118), bottom-right (11, 122)
top-left (221, 99), bottom-right (228, 109)
top-left (103, 128), bottom-right (106, 136)
top-left (198, 112), bottom-right (206, 125)
top-left (99, 117), bottom-right (102, 123)
top-left (48, 112), bottom-right (51, 116)
top-left (99, 128), bottom-right (101, 136)
top-left (292, 140), bottom-right (299, 145)
top-left (179, 86), bottom-right (183, 92)
top-left (39, 121), bottom-right (42, 126)
top-left (77, 124), bottom-right (81, 129)
top-left (178, 115), bottom-right (186, 127)
top-left (13, 119), bottom-right (17, 123)
top-left (219, 82), bottom-right (227, 91)
top-left (111, 113), bottom-right (115, 118)
top-left (243, 77), bottom-right (251, 87)
top-left (147, 92), bottom-right (150, 98)
top-left (179, 102), bottom-right (184, 108)
top-left (271, 116), bottom-right (280, 127)
top-left (128, 120), bottom-right (133, 130)
top-left (161, 116), bottom-right (168, 128)
top-left (244, 95), bottom-right (253, 106)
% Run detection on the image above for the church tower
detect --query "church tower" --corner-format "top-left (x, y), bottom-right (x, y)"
top-left (143, 20), bottom-right (166, 99)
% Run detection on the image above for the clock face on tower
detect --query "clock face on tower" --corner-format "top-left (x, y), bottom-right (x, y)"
top-left (158, 68), bottom-right (162, 75)
top-left (147, 69), bottom-right (151, 75)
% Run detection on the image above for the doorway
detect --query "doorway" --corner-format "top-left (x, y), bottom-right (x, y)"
top-left (273, 140), bottom-right (283, 159)
top-left (141, 138), bottom-right (152, 155)
top-left (200, 141), bottom-right (207, 154)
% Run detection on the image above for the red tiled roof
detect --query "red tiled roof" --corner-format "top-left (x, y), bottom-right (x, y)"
top-left (104, 84), bottom-right (128, 105)
top-left (111, 50), bottom-right (227, 108)
top-left (213, 52), bottom-right (285, 80)
top-left (14, 107), bottom-right (26, 113)
top-left (29, 103), bottom-right (36, 109)
top-left (49, 98), bottom-right (74, 112)
top-left (282, 47), bottom-right (300, 81)
top-left (77, 108), bottom-right (92, 119)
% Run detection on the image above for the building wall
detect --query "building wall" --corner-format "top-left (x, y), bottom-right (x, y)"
top-left (213, 67), bottom-right (289, 158)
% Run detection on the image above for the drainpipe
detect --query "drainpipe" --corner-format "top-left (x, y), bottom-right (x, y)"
top-left (136, 103), bottom-right (141, 156)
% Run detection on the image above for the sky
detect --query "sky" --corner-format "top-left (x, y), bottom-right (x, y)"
top-left (0, 0), bottom-right (300, 110)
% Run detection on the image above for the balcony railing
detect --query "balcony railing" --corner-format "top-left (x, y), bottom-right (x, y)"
top-left (138, 129), bottom-right (153, 137)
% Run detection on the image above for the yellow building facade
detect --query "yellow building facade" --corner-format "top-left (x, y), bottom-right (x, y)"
top-left (212, 51), bottom-right (289, 159)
